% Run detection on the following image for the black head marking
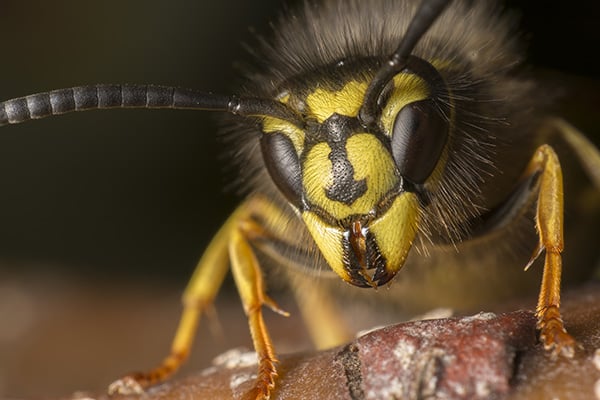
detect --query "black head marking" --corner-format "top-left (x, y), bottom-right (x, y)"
top-left (326, 141), bottom-right (367, 205)
top-left (317, 114), bottom-right (368, 205)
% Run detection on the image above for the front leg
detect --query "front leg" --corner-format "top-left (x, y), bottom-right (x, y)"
top-left (524, 144), bottom-right (575, 357)
top-left (108, 199), bottom-right (234, 394)
top-left (228, 195), bottom-right (291, 400)
top-left (108, 195), bottom-right (289, 398)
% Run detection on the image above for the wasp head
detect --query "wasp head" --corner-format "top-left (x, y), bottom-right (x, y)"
top-left (260, 58), bottom-right (450, 288)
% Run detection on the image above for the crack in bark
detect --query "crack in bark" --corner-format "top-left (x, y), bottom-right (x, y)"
top-left (335, 343), bottom-right (365, 400)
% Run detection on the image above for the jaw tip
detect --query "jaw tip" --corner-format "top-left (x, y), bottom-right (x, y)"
top-left (346, 272), bottom-right (371, 288)
top-left (345, 267), bottom-right (396, 288)
top-left (373, 267), bottom-right (396, 286)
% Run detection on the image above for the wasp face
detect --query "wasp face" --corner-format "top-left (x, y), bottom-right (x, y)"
top-left (261, 57), bottom-right (450, 288)
top-left (300, 111), bottom-right (420, 288)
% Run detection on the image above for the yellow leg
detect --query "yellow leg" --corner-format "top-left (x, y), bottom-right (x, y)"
top-left (237, 196), bottom-right (352, 351)
top-left (230, 224), bottom-right (283, 400)
top-left (228, 196), bottom-right (291, 400)
top-left (109, 194), bottom-right (291, 398)
top-left (107, 205), bottom-right (243, 394)
top-left (524, 144), bottom-right (576, 357)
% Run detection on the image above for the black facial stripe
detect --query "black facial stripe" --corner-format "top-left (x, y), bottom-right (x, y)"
top-left (308, 113), bottom-right (369, 206)
top-left (326, 140), bottom-right (367, 205)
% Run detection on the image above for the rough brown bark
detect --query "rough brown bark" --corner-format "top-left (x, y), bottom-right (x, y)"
top-left (59, 282), bottom-right (600, 400)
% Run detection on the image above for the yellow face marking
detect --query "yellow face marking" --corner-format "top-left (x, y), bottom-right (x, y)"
top-left (302, 210), bottom-right (348, 281)
top-left (262, 116), bottom-right (305, 155)
top-left (302, 134), bottom-right (399, 220)
top-left (380, 74), bottom-right (430, 136)
top-left (368, 193), bottom-right (419, 274)
top-left (302, 141), bottom-right (332, 207)
top-left (305, 81), bottom-right (368, 123)
top-left (301, 192), bottom-right (419, 285)
top-left (262, 71), bottom-right (431, 159)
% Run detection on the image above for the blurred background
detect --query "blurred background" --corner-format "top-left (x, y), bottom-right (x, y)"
top-left (0, 0), bottom-right (598, 397)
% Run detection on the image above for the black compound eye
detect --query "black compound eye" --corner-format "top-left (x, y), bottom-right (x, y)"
top-left (260, 133), bottom-right (303, 207)
top-left (390, 99), bottom-right (449, 184)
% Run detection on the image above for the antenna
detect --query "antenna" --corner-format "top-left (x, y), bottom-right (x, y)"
top-left (359, 0), bottom-right (451, 127)
top-left (0, 84), bottom-right (302, 127)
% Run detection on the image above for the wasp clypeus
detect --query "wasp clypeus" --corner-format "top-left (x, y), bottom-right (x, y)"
top-left (2, 0), bottom-right (600, 399)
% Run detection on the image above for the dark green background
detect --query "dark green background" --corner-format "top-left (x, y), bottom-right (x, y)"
top-left (0, 0), bottom-right (598, 282)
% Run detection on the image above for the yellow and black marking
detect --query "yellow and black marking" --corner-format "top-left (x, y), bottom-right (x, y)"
top-left (258, 61), bottom-right (449, 288)
top-left (3, 1), bottom-right (598, 399)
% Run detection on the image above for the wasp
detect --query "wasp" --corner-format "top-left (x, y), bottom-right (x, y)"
top-left (1, 0), bottom-right (599, 398)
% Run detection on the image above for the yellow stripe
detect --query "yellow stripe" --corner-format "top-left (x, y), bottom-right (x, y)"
top-left (368, 193), bottom-right (419, 274)
top-left (305, 81), bottom-right (368, 123)
top-left (262, 116), bottom-right (305, 155)
top-left (301, 211), bottom-right (348, 281)
top-left (380, 74), bottom-right (429, 136)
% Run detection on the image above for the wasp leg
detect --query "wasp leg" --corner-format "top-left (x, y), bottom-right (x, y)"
top-left (108, 205), bottom-right (239, 394)
top-left (524, 144), bottom-right (576, 357)
top-left (237, 199), bottom-right (353, 350)
top-left (228, 196), bottom-right (291, 400)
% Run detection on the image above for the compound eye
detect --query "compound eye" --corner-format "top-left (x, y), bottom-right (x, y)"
top-left (260, 133), bottom-right (303, 207)
top-left (390, 99), bottom-right (448, 184)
